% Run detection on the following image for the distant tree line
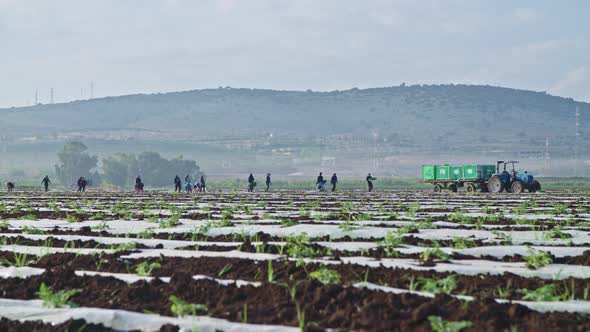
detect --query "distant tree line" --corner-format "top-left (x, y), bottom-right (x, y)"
top-left (54, 142), bottom-right (202, 188)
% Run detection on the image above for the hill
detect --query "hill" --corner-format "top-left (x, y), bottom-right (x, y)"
top-left (0, 84), bottom-right (588, 177)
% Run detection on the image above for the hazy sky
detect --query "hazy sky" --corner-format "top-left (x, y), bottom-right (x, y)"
top-left (0, 0), bottom-right (589, 107)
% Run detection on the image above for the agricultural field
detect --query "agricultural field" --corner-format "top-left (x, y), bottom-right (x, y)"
top-left (0, 189), bottom-right (589, 331)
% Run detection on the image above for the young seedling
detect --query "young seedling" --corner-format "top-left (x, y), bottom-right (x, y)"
top-left (2, 252), bottom-right (36, 267)
top-left (419, 247), bottom-right (450, 262)
top-left (89, 212), bottom-right (106, 221)
top-left (278, 281), bottom-right (306, 332)
top-left (169, 295), bottom-right (207, 317)
top-left (491, 230), bottom-right (512, 244)
top-left (241, 303), bottom-right (248, 323)
top-left (551, 203), bottom-right (568, 215)
top-left (267, 260), bottom-right (275, 283)
top-left (65, 214), bottom-right (81, 223)
top-left (524, 247), bottom-right (553, 270)
top-left (519, 284), bottom-right (563, 302)
top-left (309, 268), bottom-right (341, 285)
top-left (417, 275), bottom-right (457, 295)
top-left (217, 263), bottom-right (233, 277)
top-left (493, 279), bottom-right (513, 299)
top-left (94, 253), bottom-right (110, 271)
top-left (512, 201), bottom-right (537, 215)
top-left (377, 231), bottom-right (402, 257)
top-left (36, 283), bottom-right (81, 308)
top-left (280, 219), bottom-right (299, 228)
top-left (220, 208), bottom-right (233, 222)
top-left (159, 214), bottom-right (181, 228)
top-left (110, 242), bottom-right (137, 253)
top-left (405, 202), bottom-right (420, 218)
top-left (543, 225), bottom-right (571, 240)
top-left (428, 316), bottom-right (472, 332)
top-left (18, 214), bottom-right (39, 220)
top-left (451, 237), bottom-right (476, 249)
top-left (135, 261), bottom-right (161, 276)
top-left (137, 229), bottom-right (155, 239)
top-left (286, 233), bottom-right (326, 260)
top-left (298, 208), bottom-right (311, 219)
top-left (92, 220), bottom-right (110, 232)
top-left (338, 220), bottom-right (359, 232)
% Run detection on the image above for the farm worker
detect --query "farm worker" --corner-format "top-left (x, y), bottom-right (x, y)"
top-left (366, 173), bottom-right (376, 192)
top-left (77, 177), bottom-right (84, 192)
top-left (7, 182), bottom-right (14, 192)
top-left (330, 173), bottom-right (338, 192)
top-left (135, 176), bottom-right (144, 192)
top-left (184, 174), bottom-right (191, 183)
top-left (316, 172), bottom-right (324, 189)
top-left (41, 176), bottom-right (51, 192)
top-left (248, 173), bottom-right (256, 192)
top-left (174, 175), bottom-right (182, 192)
top-left (77, 177), bottom-right (87, 192)
top-left (265, 173), bottom-right (272, 192)
top-left (185, 181), bottom-right (194, 193)
top-left (316, 172), bottom-right (327, 192)
top-left (199, 175), bottom-right (206, 192)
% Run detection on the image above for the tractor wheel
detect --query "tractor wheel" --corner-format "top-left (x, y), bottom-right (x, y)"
top-left (511, 181), bottom-right (524, 194)
top-left (531, 180), bottom-right (541, 192)
top-left (448, 183), bottom-right (458, 193)
top-left (433, 184), bottom-right (442, 193)
top-left (466, 183), bottom-right (477, 193)
top-left (487, 176), bottom-right (504, 193)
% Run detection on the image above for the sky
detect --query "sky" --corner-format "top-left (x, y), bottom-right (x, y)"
top-left (0, 0), bottom-right (589, 107)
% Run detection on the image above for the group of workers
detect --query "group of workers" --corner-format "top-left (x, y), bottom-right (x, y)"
top-left (5, 172), bottom-right (378, 193)
top-left (174, 174), bottom-right (207, 193)
top-left (315, 172), bottom-right (376, 192)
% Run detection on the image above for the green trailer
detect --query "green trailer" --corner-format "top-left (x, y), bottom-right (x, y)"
top-left (421, 164), bottom-right (496, 192)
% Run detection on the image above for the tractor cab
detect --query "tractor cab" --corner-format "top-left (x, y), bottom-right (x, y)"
top-left (496, 160), bottom-right (528, 183)
top-left (488, 160), bottom-right (540, 193)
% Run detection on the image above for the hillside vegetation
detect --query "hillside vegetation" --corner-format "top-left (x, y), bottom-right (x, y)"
top-left (1, 85), bottom-right (587, 149)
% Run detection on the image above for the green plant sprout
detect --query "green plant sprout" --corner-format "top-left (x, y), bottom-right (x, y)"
top-left (36, 283), bottom-right (81, 308)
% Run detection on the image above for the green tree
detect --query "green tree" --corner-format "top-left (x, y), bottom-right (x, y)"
top-left (101, 153), bottom-right (137, 187)
top-left (100, 152), bottom-right (201, 188)
top-left (54, 142), bottom-right (99, 187)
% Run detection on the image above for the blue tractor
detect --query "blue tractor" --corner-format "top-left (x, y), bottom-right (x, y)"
top-left (487, 161), bottom-right (541, 193)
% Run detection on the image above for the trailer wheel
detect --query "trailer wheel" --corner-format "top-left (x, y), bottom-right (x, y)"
top-left (511, 181), bottom-right (524, 193)
top-left (433, 184), bottom-right (442, 192)
top-left (448, 184), bottom-right (458, 193)
top-left (466, 183), bottom-right (477, 193)
top-left (487, 176), bottom-right (504, 193)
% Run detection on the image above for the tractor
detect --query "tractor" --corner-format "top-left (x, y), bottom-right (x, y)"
top-left (487, 160), bottom-right (541, 193)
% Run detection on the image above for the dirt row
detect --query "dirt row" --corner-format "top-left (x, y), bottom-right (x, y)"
top-left (2, 207), bottom-right (588, 231)
top-left (5, 252), bottom-right (587, 301)
top-left (0, 317), bottom-right (181, 332)
top-left (2, 232), bottom-right (590, 266)
top-left (0, 235), bottom-right (157, 249)
top-left (0, 267), bottom-right (588, 332)
top-left (0, 318), bottom-right (115, 332)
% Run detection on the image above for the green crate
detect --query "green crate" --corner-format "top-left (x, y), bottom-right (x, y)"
top-left (434, 165), bottom-right (451, 180)
top-left (450, 166), bottom-right (463, 180)
top-left (422, 165), bottom-right (435, 180)
top-left (462, 165), bottom-right (478, 179)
